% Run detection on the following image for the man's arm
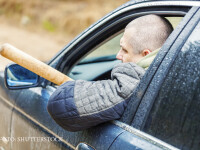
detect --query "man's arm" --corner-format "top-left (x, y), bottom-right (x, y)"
top-left (47, 63), bottom-right (145, 132)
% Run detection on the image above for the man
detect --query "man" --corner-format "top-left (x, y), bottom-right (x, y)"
top-left (47, 15), bottom-right (173, 132)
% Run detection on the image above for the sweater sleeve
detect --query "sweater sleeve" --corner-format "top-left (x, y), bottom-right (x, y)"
top-left (47, 63), bottom-right (145, 132)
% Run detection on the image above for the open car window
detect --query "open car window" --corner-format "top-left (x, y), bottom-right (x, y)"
top-left (68, 32), bottom-right (123, 80)
top-left (68, 16), bottom-right (183, 81)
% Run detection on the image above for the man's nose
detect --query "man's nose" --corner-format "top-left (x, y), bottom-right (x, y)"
top-left (116, 50), bottom-right (123, 60)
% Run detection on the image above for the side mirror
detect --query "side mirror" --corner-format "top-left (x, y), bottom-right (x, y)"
top-left (4, 64), bottom-right (39, 90)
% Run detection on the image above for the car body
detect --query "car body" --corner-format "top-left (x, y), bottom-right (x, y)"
top-left (0, 0), bottom-right (200, 149)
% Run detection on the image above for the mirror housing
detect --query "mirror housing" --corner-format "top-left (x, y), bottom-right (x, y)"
top-left (4, 63), bottom-right (39, 90)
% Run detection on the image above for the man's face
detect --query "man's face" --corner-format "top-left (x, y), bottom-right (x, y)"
top-left (116, 29), bottom-right (143, 63)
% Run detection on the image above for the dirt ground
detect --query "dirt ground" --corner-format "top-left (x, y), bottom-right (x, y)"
top-left (0, 22), bottom-right (68, 70)
top-left (0, 0), bottom-right (129, 71)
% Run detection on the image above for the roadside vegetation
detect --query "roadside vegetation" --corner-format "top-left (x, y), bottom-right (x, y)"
top-left (0, 0), bottom-right (129, 38)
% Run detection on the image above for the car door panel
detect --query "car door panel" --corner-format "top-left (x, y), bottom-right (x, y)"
top-left (109, 131), bottom-right (169, 150)
top-left (11, 85), bottom-right (127, 149)
top-left (0, 95), bottom-right (12, 150)
top-left (109, 121), bottom-right (178, 150)
top-left (11, 110), bottom-right (67, 150)
top-left (9, 77), bottom-right (179, 150)
top-left (0, 72), bottom-right (22, 150)
top-left (10, 86), bottom-right (69, 150)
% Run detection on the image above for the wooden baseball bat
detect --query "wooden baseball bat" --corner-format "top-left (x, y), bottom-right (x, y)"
top-left (0, 43), bottom-right (73, 85)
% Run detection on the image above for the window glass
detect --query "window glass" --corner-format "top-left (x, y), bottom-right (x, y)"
top-left (143, 21), bottom-right (200, 149)
top-left (165, 17), bottom-right (183, 29)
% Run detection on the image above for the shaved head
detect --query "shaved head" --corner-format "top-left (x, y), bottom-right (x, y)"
top-left (125, 14), bottom-right (173, 54)
top-left (117, 14), bottom-right (173, 63)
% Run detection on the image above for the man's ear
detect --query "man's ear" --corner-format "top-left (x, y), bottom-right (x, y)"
top-left (142, 49), bottom-right (151, 56)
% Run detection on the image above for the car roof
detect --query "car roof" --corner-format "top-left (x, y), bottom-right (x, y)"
top-left (124, 0), bottom-right (200, 6)
top-left (117, 0), bottom-right (200, 11)
top-left (128, 0), bottom-right (200, 2)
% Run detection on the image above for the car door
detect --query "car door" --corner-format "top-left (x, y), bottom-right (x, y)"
top-left (0, 72), bottom-right (21, 150)
top-left (120, 6), bottom-right (200, 150)
top-left (7, 1), bottom-right (199, 150)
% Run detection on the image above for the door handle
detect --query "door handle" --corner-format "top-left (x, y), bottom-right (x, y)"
top-left (75, 143), bottom-right (95, 150)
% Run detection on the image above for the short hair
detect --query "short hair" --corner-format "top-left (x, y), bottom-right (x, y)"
top-left (125, 14), bottom-right (173, 54)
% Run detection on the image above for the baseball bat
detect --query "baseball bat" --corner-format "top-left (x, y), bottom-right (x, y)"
top-left (0, 43), bottom-right (73, 85)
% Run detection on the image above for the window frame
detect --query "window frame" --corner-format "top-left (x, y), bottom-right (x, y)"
top-left (52, 4), bottom-right (189, 76)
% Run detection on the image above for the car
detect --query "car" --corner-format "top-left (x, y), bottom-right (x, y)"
top-left (0, 0), bottom-right (200, 149)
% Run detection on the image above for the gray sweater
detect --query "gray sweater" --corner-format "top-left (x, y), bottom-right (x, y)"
top-left (47, 62), bottom-right (145, 131)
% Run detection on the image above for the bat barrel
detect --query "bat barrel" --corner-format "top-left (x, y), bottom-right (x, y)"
top-left (0, 43), bottom-right (73, 85)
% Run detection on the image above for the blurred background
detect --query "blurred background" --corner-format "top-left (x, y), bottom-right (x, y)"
top-left (0, 0), bottom-right (129, 70)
